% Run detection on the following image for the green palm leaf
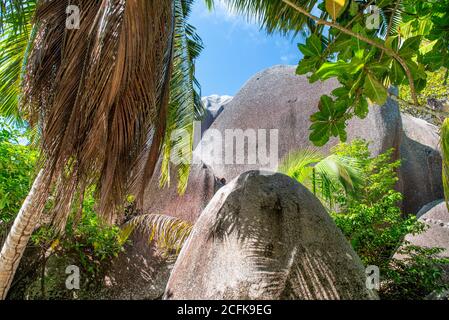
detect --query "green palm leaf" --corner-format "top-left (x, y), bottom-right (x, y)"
top-left (204, 0), bottom-right (319, 35)
top-left (120, 213), bottom-right (192, 257)
top-left (279, 148), bottom-right (363, 207)
top-left (160, 0), bottom-right (206, 194)
top-left (0, 0), bottom-right (36, 125)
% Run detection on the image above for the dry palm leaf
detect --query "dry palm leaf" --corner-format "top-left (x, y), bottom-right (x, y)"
top-left (22, 0), bottom-right (175, 230)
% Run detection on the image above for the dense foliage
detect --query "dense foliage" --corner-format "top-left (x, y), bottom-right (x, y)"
top-left (29, 189), bottom-right (124, 299)
top-left (291, 0), bottom-right (449, 146)
top-left (283, 140), bottom-right (449, 299)
top-left (0, 120), bottom-right (36, 226)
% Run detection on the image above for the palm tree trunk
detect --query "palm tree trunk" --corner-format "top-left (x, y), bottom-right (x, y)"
top-left (0, 169), bottom-right (49, 299)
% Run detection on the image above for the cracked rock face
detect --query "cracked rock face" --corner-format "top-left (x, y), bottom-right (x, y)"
top-left (164, 171), bottom-right (378, 300)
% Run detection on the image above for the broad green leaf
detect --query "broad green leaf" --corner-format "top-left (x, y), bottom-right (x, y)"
top-left (354, 96), bottom-right (369, 119)
top-left (332, 36), bottom-right (353, 53)
top-left (390, 60), bottom-right (405, 84)
top-left (349, 0), bottom-right (358, 16)
top-left (364, 73), bottom-right (388, 105)
top-left (414, 77), bottom-right (427, 93)
top-left (298, 34), bottom-right (322, 57)
top-left (385, 36), bottom-right (399, 51)
top-left (332, 87), bottom-right (349, 98)
top-left (400, 36), bottom-right (422, 52)
top-left (319, 95), bottom-right (334, 116)
top-left (311, 61), bottom-right (349, 82)
top-left (296, 57), bottom-right (318, 75)
top-left (367, 62), bottom-right (389, 77)
top-left (309, 122), bottom-right (331, 146)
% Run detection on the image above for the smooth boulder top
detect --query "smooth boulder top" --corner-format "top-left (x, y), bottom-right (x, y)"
top-left (197, 65), bottom-right (401, 182)
top-left (164, 171), bottom-right (378, 300)
top-left (405, 201), bottom-right (449, 257)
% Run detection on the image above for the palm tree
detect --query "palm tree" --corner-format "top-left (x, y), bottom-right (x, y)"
top-left (0, 0), bottom-right (204, 299)
top-left (0, 0), bottom-right (339, 299)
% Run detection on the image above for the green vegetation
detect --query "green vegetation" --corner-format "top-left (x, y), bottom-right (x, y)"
top-left (400, 68), bottom-right (449, 125)
top-left (283, 140), bottom-right (449, 299)
top-left (0, 119), bottom-right (36, 225)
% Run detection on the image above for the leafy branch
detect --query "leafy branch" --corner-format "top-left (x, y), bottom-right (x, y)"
top-left (281, 0), bottom-right (418, 105)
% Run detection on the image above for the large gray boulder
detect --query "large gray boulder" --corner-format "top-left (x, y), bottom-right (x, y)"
top-left (398, 114), bottom-right (443, 214)
top-left (196, 65), bottom-right (401, 182)
top-left (164, 171), bottom-right (378, 300)
top-left (142, 158), bottom-right (223, 223)
top-left (403, 201), bottom-right (449, 257)
top-left (199, 95), bottom-right (233, 136)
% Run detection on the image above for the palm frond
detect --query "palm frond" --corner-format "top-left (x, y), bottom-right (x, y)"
top-left (0, 0), bottom-right (35, 125)
top-left (0, 0), bottom-right (35, 34)
top-left (160, 0), bottom-right (205, 194)
top-left (279, 148), bottom-right (364, 207)
top-left (279, 148), bottom-right (325, 183)
top-left (120, 213), bottom-right (192, 257)
top-left (313, 154), bottom-right (363, 205)
top-left (378, 0), bottom-right (404, 38)
top-left (205, 0), bottom-right (319, 35)
top-left (21, 0), bottom-right (175, 230)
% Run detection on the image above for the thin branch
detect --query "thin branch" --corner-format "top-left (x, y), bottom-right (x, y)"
top-left (281, 0), bottom-right (419, 105)
top-left (380, 0), bottom-right (401, 61)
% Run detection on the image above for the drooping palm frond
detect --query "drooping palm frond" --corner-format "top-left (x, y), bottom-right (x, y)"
top-left (160, 0), bottom-right (205, 194)
top-left (279, 148), bottom-right (324, 184)
top-left (0, 0), bottom-right (36, 124)
top-left (204, 0), bottom-right (319, 35)
top-left (21, 0), bottom-right (175, 230)
top-left (120, 213), bottom-right (192, 257)
top-left (378, 0), bottom-right (404, 39)
top-left (441, 118), bottom-right (449, 211)
top-left (279, 148), bottom-right (364, 207)
top-left (313, 154), bottom-right (363, 206)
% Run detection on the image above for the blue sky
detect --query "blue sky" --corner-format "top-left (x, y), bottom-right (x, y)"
top-left (189, 1), bottom-right (304, 96)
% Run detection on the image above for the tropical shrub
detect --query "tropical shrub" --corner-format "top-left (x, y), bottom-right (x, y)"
top-left (37, 193), bottom-right (124, 267)
top-left (0, 120), bottom-right (36, 246)
top-left (29, 188), bottom-right (124, 299)
top-left (0, 122), bottom-right (36, 222)
top-left (381, 245), bottom-right (449, 300)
